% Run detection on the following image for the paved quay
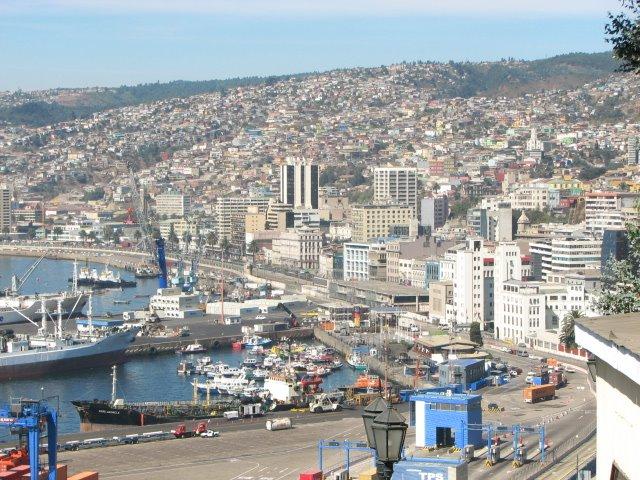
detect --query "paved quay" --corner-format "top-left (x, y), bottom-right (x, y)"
top-left (58, 413), bottom-right (374, 480)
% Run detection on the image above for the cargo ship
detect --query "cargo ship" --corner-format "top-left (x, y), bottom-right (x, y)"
top-left (72, 367), bottom-right (255, 426)
top-left (0, 296), bottom-right (137, 381)
top-left (0, 292), bottom-right (87, 326)
top-left (0, 256), bottom-right (87, 325)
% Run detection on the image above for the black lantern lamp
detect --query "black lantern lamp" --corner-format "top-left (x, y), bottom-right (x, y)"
top-left (362, 396), bottom-right (388, 449)
top-left (371, 404), bottom-right (408, 480)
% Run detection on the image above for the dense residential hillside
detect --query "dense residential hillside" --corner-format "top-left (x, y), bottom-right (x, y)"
top-left (0, 52), bottom-right (618, 127)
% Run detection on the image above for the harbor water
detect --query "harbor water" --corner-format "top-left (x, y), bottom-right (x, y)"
top-left (0, 257), bottom-right (359, 434)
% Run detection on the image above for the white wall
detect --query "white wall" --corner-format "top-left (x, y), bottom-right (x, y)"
top-left (595, 360), bottom-right (640, 480)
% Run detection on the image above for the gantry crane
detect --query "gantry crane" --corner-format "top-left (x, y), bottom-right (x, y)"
top-left (0, 398), bottom-right (58, 480)
top-left (127, 165), bottom-right (168, 288)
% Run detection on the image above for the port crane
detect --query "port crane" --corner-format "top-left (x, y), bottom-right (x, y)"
top-left (276, 303), bottom-right (299, 328)
top-left (8, 255), bottom-right (46, 294)
top-left (0, 398), bottom-right (58, 480)
top-left (127, 165), bottom-right (168, 288)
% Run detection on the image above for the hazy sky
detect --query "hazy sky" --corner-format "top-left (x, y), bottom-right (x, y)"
top-left (0, 0), bottom-right (623, 91)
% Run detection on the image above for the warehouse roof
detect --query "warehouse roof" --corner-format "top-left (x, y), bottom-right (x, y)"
top-left (575, 313), bottom-right (640, 387)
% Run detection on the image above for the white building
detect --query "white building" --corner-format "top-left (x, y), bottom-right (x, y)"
top-left (576, 314), bottom-right (640, 480)
top-left (452, 238), bottom-right (494, 329)
top-left (509, 183), bottom-right (549, 210)
top-left (585, 191), bottom-right (639, 235)
top-left (271, 227), bottom-right (322, 270)
top-left (374, 167), bottom-right (418, 210)
top-left (530, 235), bottom-right (602, 280)
top-left (155, 191), bottom-right (191, 217)
top-left (343, 242), bottom-right (387, 281)
top-left (215, 196), bottom-right (270, 239)
top-left (149, 288), bottom-right (204, 319)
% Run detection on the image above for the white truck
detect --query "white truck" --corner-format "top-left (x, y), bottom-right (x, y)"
top-left (309, 394), bottom-right (342, 414)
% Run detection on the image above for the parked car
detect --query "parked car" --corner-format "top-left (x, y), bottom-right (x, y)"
top-left (255, 315), bottom-right (266, 320)
top-left (200, 430), bottom-right (220, 438)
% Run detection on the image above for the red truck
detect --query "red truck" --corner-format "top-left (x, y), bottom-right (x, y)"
top-left (523, 384), bottom-right (556, 403)
top-left (549, 371), bottom-right (566, 387)
top-left (172, 421), bottom-right (208, 438)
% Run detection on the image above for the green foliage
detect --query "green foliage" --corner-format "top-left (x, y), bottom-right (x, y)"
top-left (606, 1), bottom-right (640, 73)
top-left (349, 186), bottom-right (373, 204)
top-left (82, 187), bottom-right (105, 201)
top-left (597, 215), bottom-right (640, 314)
top-left (559, 310), bottom-right (582, 348)
top-left (469, 322), bottom-right (483, 346)
top-left (450, 196), bottom-right (479, 219)
top-left (0, 74), bottom-right (311, 127)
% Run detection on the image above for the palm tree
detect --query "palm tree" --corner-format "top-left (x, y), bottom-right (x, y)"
top-left (560, 310), bottom-right (582, 348)
top-left (53, 226), bottom-right (63, 241)
top-left (134, 230), bottom-right (142, 242)
top-left (220, 236), bottom-right (230, 258)
top-left (247, 240), bottom-right (259, 256)
top-left (206, 231), bottom-right (218, 248)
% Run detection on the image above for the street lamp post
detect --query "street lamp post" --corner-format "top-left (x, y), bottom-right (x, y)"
top-left (362, 399), bottom-right (408, 480)
top-left (362, 396), bottom-right (388, 449)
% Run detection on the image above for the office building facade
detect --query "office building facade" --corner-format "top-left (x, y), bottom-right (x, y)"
top-left (279, 158), bottom-right (319, 209)
top-left (373, 167), bottom-right (418, 210)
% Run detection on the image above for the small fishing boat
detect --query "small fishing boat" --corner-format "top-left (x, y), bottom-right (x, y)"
top-left (242, 335), bottom-right (272, 348)
top-left (177, 361), bottom-right (195, 375)
top-left (331, 360), bottom-right (344, 371)
top-left (346, 353), bottom-right (367, 371)
top-left (177, 342), bottom-right (207, 354)
top-left (113, 299), bottom-right (130, 305)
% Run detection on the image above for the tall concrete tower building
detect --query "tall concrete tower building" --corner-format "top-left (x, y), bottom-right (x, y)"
top-left (374, 167), bottom-right (418, 211)
top-left (279, 158), bottom-right (319, 209)
top-left (0, 184), bottom-right (12, 233)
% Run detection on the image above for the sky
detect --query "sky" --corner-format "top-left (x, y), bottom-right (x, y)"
top-left (0, 0), bottom-right (624, 91)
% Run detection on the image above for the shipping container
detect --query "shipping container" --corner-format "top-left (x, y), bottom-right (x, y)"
top-left (549, 371), bottom-right (566, 387)
top-left (67, 472), bottom-right (99, 480)
top-left (358, 467), bottom-right (379, 480)
top-left (523, 384), bottom-right (555, 403)
top-left (299, 470), bottom-right (323, 480)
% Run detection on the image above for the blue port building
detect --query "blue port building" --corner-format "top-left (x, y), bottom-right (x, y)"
top-left (410, 390), bottom-right (483, 449)
top-left (438, 359), bottom-right (486, 389)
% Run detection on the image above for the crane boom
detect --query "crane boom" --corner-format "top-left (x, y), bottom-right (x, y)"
top-left (11, 255), bottom-right (46, 294)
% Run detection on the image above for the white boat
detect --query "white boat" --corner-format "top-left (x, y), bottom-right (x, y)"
top-left (177, 361), bottom-right (195, 375)
top-left (241, 335), bottom-right (272, 348)
top-left (252, 368), bottom-right (269, 380)
top-left (242, 356), bottom-right (260, 367)
top-left (177, 342), bottom-right (207, 354)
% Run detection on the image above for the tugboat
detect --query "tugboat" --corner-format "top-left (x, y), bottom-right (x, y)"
top-left (346, 352), bottom-right (367, 370)
top-left (69, 263), bottom-right (137, 289)
top-left (135, 265), bottom-right (158, 279)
